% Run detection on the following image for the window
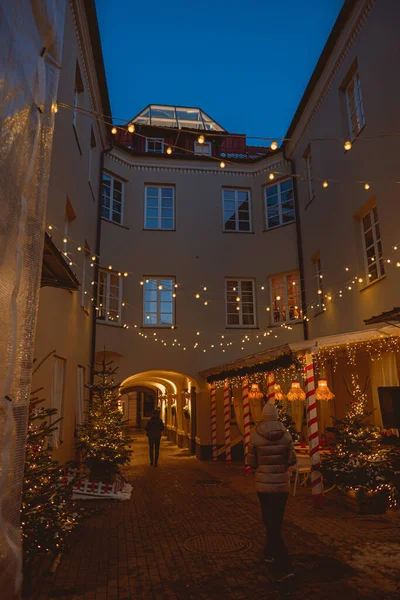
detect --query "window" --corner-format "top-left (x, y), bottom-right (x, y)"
top-left (361, 207), bottom-right (384, 283)
top-left (101, 173), bottom-right (123, 224)
top-left (225, 279), bottom-right (256, 327)
top-left (345, 71), bottom-right (365, 139)
top-left (269, 272), bottom-right (302, 323)
top-left (223, 189), bottom-right (252, 232)
top-left (265, 179), bottom-right (295, 229)
top-left (145, 138), bottom-right (164, 153)
top-left (97, 270), bottom-right (122, 324)
top-left (88, 127), bottom-right (96, 189)
top-left (144, 186), bottom-right (174, 230)
top-left (76, 366), bottom-right (85, 429)
top-left (73, 62), bottom-right (84, 127)
top-left (194, 142), bottom-right (212, 156)
top-left (304, 148), bottom-right (315, 204)
top-left (143, 278), bottom-right (175, 326)
top-left (50, 356), bottom-right (66, 448)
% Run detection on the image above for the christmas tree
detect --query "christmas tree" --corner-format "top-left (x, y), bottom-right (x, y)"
top-left (76, 360), bottom-right (133, 481)
top-left (275, 399), bottom-right (300, 442)
top-left (22, 391), bottom-right (79, 567)
top-left (321, 375), bottom-right (399, 510)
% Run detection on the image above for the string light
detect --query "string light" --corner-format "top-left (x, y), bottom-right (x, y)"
top-left (111, 127), bottom-right (117, 135)
top-left (270, 140), bottom-right (278, 150)
top-left (322, 181), bottom-right (328, 188)
top-left (364, 183), bottom-right (370, 190)
top-left (344, 140), bottom-right (352, 151)
top-left (128, 124), bottom-right (135, 133)
top-left (220, 161), bottom-right (225, 169)
top-left (166, 146), bottom-right (172, 155)
top-left (268, 173), bottom-right (275, 180)
top-left (198, 135), bottom-right (205, 144)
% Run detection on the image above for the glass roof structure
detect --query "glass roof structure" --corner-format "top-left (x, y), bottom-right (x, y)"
top-left (130, 105), bottom-right (226, 131)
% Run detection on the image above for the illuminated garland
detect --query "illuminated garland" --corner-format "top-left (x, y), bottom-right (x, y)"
top-left (206, 352), bottom-right (300, 384)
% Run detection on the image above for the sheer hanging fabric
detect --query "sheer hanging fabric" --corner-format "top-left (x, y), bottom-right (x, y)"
top-left (369, 352), bottom-right (400, 428)
top-left (0, 1), bottom-right (66, 596)
top-left (232, 394), bottom-right (245, 435)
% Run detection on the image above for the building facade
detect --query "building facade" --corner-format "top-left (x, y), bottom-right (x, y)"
top-left (284, 0), bottom-right (400, 427)
top-left (33, 0), bottom-right (110, 463)
top-left (96, 106), bottom-right (304, 455)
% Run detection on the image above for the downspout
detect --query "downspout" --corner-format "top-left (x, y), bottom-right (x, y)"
top-left (90, 143), bottom-right (112, 393)
top-left (283, 147), bottom-right (309, 341)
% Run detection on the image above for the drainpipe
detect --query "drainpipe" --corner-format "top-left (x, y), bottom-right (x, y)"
top-left (283, 147), bottom-right (309, 341)
top-left (90, 144), bottom-right (112, 393)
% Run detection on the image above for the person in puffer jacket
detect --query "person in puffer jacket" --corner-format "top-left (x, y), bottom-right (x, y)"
top-left (248, 401), bottom-right (297, 581)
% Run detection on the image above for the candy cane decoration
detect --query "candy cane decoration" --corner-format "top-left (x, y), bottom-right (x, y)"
top-left (267, 371), bottom-right (275, 404)
top-left (223, 379), bottom-right (232, 466)
top-left (210, 382), bottom-right (217, 461)
top-left (304, 353), bottom-right (323, 508)
top-left (242, 376), bottom-right (252, 475)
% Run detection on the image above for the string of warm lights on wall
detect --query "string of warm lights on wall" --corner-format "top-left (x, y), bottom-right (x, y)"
top-left (55, 101), bottom-right (400, 189)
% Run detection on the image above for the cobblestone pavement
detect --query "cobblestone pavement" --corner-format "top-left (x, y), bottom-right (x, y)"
top-left (31, 433), bottom-right (400, 600)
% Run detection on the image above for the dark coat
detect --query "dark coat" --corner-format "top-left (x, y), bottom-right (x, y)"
top-left (145, 416), bottom-right (165, 439)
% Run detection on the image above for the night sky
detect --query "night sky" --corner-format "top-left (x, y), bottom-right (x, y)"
top-left (95, 0), bottom-right (344, 143)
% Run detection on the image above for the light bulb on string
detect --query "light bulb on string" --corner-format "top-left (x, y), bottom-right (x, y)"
top-left (111, 127), bottom-right (117, 135)
top-left (128, 124), bottom-right (135, 133)
top-left (270, 140), bottom-right (278, 150)
top-left (198, 135), bottom-right (205, 144)
top-left (269, 173), bottom-right (275, 180)
top-left (220, 161), bottom-right (225, 169)
top-left (364, 183), bottom-right (370, 190)
top-left (344, 140), bottom-right (352, 151)
top-left (322, 181), bottom-right (328, 188)
top-left (166, 146), bottom-right (172, 155)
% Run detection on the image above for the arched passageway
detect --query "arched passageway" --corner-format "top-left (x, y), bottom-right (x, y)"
top-left (119, 370), bottom-right (200, 453)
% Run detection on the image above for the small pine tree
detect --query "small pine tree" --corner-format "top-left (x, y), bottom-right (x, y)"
top-left (76, 360), bottom-right (133, 480)
top-left (275, 399), bottom-right (300, 442)
top-left (321, 375), bottom-right (399, 509)
top-left (22, 391), bottom-right (79, 566)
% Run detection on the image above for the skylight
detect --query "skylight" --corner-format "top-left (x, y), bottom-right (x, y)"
top-left (131, 105), bottom-right (225, 131)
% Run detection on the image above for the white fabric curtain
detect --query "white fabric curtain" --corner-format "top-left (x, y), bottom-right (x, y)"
top-left (369, 352), bottom-right (399, 427)
top-left (249, 397), bottom-right (263, 425)
top-left (76, 366), bottom-right (85, 429)
top-left (290, 399), bottom-right (305, 435)
top-left (316, 400), bottom-right (333, 436)
top-left (51, 357), bottom-right (65, 447)
top-left (233, 395), bottom-right (244, 434)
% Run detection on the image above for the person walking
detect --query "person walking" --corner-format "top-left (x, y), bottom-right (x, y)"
top-left (248, 401), bottom-right (297, 582)
top-left (145, 409), bottom-right (165, 467)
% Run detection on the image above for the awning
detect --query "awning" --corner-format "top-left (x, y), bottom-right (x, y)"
top-left (41, 232), bottom-right (80, 291)
top-left (364, 308), bottom-right (400, 326)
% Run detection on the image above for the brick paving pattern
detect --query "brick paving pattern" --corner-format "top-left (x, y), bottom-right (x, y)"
top-left (28, 433), bottom-right (400, 600)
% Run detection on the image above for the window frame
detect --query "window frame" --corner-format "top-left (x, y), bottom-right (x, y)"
top-left (142, 277), bottom-right (176, 327)
top-left (97, 269), bottom-right (122, 325)
top-left (345, 71), bottom-right (365, 140)
top-left (101, 172), bottom-right (124, 225)
top-left (73, 61), bottom-right (84, 128)
top-left (194, 141), bottom-right (212, 156)
top-left (222, 188), bottom-right (252, 233)
top-left (225, 278), bottom-right (257, 328)
top-left (269, 272), bottom-right (302, 324)
top-left (145, 137), bottom-right (165, 153)
top-left (144, 185), bottom-right (175, 230)
top-left (264, 178), bottom-right (295, 230)
top-left (361, 207), bottom-right (385, 284)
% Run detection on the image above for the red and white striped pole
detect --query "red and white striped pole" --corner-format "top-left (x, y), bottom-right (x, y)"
top-left (304, 353), bottom-right (323, 508)
top-left (242, 376), bottom-right (252, 475)
top-left (210, 382), bottom-right (217, 461)
top-left (223, 379), bottom-right (232, 466)
top-left (267, 371), bottom-right (275, 404)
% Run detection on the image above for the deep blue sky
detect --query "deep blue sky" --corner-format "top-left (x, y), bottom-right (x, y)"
top-left (96, 0), bottom-right (344, 142)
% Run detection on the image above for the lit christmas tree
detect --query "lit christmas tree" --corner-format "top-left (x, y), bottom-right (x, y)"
top-left (321, 374), bottom-right (399, 510)
top-left (76, 360), bottom-right (133, 481)
top-left (22, 392), bottom-right (79, 568)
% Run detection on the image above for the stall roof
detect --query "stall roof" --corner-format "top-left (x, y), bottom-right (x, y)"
top-left (364, 308), bottom-right (400, 325)
top-left (41, 233), bottom-right (80, 291)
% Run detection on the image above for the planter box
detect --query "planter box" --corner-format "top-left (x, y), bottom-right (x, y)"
top-left (338, 488), bottom-right (388, 515)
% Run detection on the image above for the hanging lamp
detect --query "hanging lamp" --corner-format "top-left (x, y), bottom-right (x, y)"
top-left (315, 378), bottom-right (335, 401)
top-left (273, 384), bottom-right (286, 401)
top-left (248, 383), bottom-right (263, 399)
top-left (286, 380), bottom-right (306, 402)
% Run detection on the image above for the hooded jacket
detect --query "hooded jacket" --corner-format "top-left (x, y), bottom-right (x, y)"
top-left (145, 415), bottom-right (165, 439)
top-left (247, 402), bottom-right (297, 493)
